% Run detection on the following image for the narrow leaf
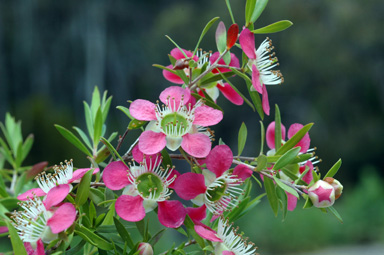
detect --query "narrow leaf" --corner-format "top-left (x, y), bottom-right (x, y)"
top-left (113, 217), bottom-right (134, 249)
top-left (6, 220), bottom-right (28, 255)
top-left (273, 147), bottom-right (301, 170)
top-left (276, 123), bottom-right (313, 156)
top-left (128, 119), bottom-right (147, 130)
top-left (116, 106), bottom-right (134, 120)
top-left (264, 177), bottom-right (278, 216)
top-left (328, 206), bottom-right (344, 223)
top-left (256, 154), bottom-right (267, 172)
top-left (250, 0), bottom-right (269, 24)
top-left (274, 104), bottom-right (282, 150)
top-left (273, 176), bottom-right (299, 198)
top-left (165, 35), bottom-right (187, 58)
top-left (276, 186), bottom-right (288, 220)
top-left (245, 0), bottom-right (256, 25)
top-left (73, 126), bottom-right (93, 150)
top-left (21, 134), bottom-right (34, 162)
top-left (83, 102), bottom-right (94, 137)
top-left (55, 125), bottom-right (92, 157)
top-left (93, 107), bottom-right (103, 149)
top-left (193, 17), bottom-right (220, 55)
top-left (238, 122), bottom-right (247, 156)
top-left (324, 159), bottom-right (342, 178)
top-left (225, 0), bottom-right (235, 24)
top-left (259, 121), bottom-right (265, 155)
top-left (75, 224), bottom-right (113, 250)
top-left (252, 20), bottom-right (293, 34)
top-left (75, 169), bottom-right (93, 207)
top-left (191, 93), bottom-right (223, 112)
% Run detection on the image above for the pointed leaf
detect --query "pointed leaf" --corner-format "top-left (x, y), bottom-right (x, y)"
top-left (215, 21), bottom-right (227, 54)
top-left (252, 20), bottom-right (293, 34)
top-left (91, 87), bottom-right (101, 119)
top-left (75, 169), bottom-right (93, 207)
top-left (256, 154), bottom-right (267, 172)
top-left (276, 186), bottom-right (288, 220)
top-left (250, 0), bottom-right (269, 24)
top-left (128, 119), bottom-right (148, 130)
top-left (113, 217), bottom-right (134, 249)
top-left (275, 123), bottom-right (313, 156)
top-left (75, 224), bottom-right (113, 250)
top-left (274, 104), bottom-right (282, 150)
top-left (245, 0), bottom-right (256, 25)
top-left (84, 101), bottom-right (94, 136)
top-left (328, 206), bottom-right (343, 223)
top-left (93, 107), bottom-right (103, 149)
top-left (55, 124), bottom-right (92, 156)
top-left (116, 106), bottom-right (134, 120)
top-left (73, 126), bottom-right (92, 150)
top-left (6, 220), bottom-right (27, 255)
top-left (273, 176), bottom-right (299, 198)
top-left (238, 122), bottom-right (247, 156)
top-left (193, 17), bottom-right (220, 55)
top-left (273, 147), bottom-right (301, 171)
top-left (324, 159), bottom-right (342, 178)
top-left (21, 134), bottom-right (34, 162)
top-left (264, 176), bottom-right (278, 216)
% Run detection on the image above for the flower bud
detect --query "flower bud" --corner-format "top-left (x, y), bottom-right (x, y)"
top-left (324, 177), bottom-right (343, 199)
top-left (138, 242), bottom-right (153, 255)
top-left (308, 180), bottom-right (335, 208)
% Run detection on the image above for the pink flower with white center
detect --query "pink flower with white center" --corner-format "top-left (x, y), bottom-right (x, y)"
top-left (308, 180), bottom-right (335, 208)
top-left (102, 159), bottom-right (186, 228)
top-left (17, 160), bottom-right (99, 201)
top-left (174, 145), bottom-right (252, 215)
top-left (130, 86), bottom-right (223, 158)
top-left (11, 193), bottom-right (76, 244)
top-left (239, 28), bottom-right (284, 115)
top-left (194, 217), bottom-right (257, 255)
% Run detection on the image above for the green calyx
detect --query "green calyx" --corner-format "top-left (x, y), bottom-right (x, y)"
top-left (136, 172), bottom-right (164, 199)
top-left (207, 179), bottom-right (228, 202)
top-left (161, 112), bottom-right (189, 135)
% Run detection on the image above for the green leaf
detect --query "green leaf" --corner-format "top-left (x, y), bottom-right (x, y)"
top-left (276, 186), bottom-right (288, 220)
top-left (149, 229), bottom-right (166, 247)
top-left (73, 126), bottom-right (93, 150)
top-left (324, 159), bottom-right (342, 178)
top-left (101, 202), bottom-right (115, 225)
top-left (256, 154), bottom-right (267, 171)
top-left (328, 206), bottom-right (343, 223)
top-left (93, 107), bottom-right (103, 149)
top-left (21, 134), bottom-right (34, 162)
top-left (100, 137), bottom-right (127, 166)
top-left (75, 224), bottom-right (113, 250)
top-left (89, 187), bottom-right (104, 205)
top-left (275, 123), bottom-right (313, 156)
top-left (264, 176), bottom-right (278, 216)
top-left (91, 87), bottom-right (101, 119)
top-left (128, 119), bottom-right (147, 130)
top-left (55, 124), bottom-right (92, 157)
top-left (215, 21), bottom-right (227, 54)
top-left (135, 219), bottom-right (145, 239)
top-left (273, 147), bottom-right (301, 171)
top-left (237, 122), bottom-right (247, 156)
top-left (0, 137), bottom-right (14, 165)
top-left (245, 0), bottom-right (256, 25)
top-left (161, 149), bottom-right (173, 168)
top-left (225, 0), bottom-right (235, 24)
top-left (227, 196), bottom-right (250, 222)
top-left (250, 0), bottom-right (269, 24)
top-left (183, 215), bottom-right (205, 249)
top-left (193, 17), bottom-right (220, 55)
top-left (165, 35), bottom-right (188, 58)
top-left (246, 79), bottom-right (264, 119)
top-left (6, 220), bottom-right (28, 255)
top-left (152, 64), bottom-right (179, 75)
top-left (83, 101), bottom-right (94, 137)
top-left (303, 195), bottom-right (313, 209)
top-left (273, 176), bottom-right (299, 198)
top-left (75, 169), bottom-right (93, 207)
top-left (113, 217), bottom-right (134, 249)
top-left (259, 121), bottom-right (265, 155)
top-left (200, 71), bottom-right (235, 86)
top-left (274, 104), bottom-right (282, 150)
top-left (101, 94), bottom-right (112, 124)
top-left (252, 20), bottom-right (293, 34)
top-left (191, 93), bottom-right (223, 112)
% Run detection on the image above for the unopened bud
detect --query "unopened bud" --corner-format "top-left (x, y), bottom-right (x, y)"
top-left (173, 59), bottom-right (190, 70)
top-left (324, 177), bottom-right (343, 199)
top-left (138, 242), bottom-right (153, 255)
top-left (308, 180), bottom-right (335, 208)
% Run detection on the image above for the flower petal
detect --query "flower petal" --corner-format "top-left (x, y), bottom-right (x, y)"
top-left (170, 48), bottom-right (198, 61)
top-left (252, 64), bottom-right (262, 93)
top-left (129, 99), bottom-right (157, 121)
top-left (17, 188), bottom-right (46, 201)
top-left (205, 145), bottom-right (233, 177)
top-left (217, 83), bottom-right (244, 105)
top-left (181, 133), bottom-right (211, 158)
top-left (239, 28), bottom-right (256, 59)
top-left (210, 52), bottom-right (240, 73)
top-left (165, 136), bottom-right (183, 151)
top-left (223, 251), bottom-right (236, 255)
top-left (47, 203), bottom-right (76, 234)
top-left (266, 121), bottom-right (286, 150)
top-left (300, 161), bottom-right (314, 185)
top-left (233, 164), bottom-right (253, 181)
top-left (288, 123), bottom-right (311, 153)
top-left (0, 226), bottom-right (8, 234)
top-left (44, 184), bottom-right (70, 209)
top-left (132, 145), bottom-right (162, 168)
top-left (115, 195), bottom-right (145, 222)
top-left (158, 200), bottom-right (186, 228)
top-left (138, 131), bottom-right (167, 155)
top-left (162, 65), bottom-right (184, 84)
top-left (102, 161), bottom-right (130, 190)
top-left (193, 105), bottom-right (223, 126)
top-left (262, 85), bottom-right (270, 116)
top-left (68, 167), bottom-right (99, 183)
top-left (36, 239), bottom-right (45, 255)
top-left (287, 192), bottom-right (298, 211)
top-left (174, 172), bottom-right (206, 200)
top-left (194, 225), bottom-right (222, 242)
top-left (186, 204), bottom-right (207, 224)
top-left (159, 86), bottom-right (191, 110)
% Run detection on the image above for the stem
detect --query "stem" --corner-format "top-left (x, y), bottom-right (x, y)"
top-left (109, 128), bottom-right (130, 164)
top-left (216, 64), bottom-right (242, 71)
top-left (159, 240), bottom-right (197, 255)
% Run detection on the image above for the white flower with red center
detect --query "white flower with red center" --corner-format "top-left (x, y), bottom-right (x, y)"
top-left (102, 158), bottom-right (186, 228)
top-left (239, 28), bottom-right (284, 115)
top-left (194, 218), bottom-right (257, 255)
top-left (11, 189), bottom-right (76, 244)
top-left (17, 160), bottom-right (99, 201)
top-left (308, 180), bottom-right (335, 208)
top-left (130, 86), bottom-right (223, 158)
top-left (174, 145), bottom-right (252, 215)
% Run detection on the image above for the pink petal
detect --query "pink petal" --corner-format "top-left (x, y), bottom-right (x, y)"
top-left (262, 85), bottom-right (270, 116)
top-left (266, 121), bottom-right (286, 150)
top-left (288, 123), bottom-right (311, 153)
top-left (174, 173), bottom-right (206, 200)
top-left (210, 52), bottom-right (240, 73)
top-left (170, 48), bottom-right (198, 62)
top-left (47, 203), bottom-right (76, 234)
top-left (129, 99), bottom-right (157, 121)
top-left (239, 28), bottom-right (256, 59)
top-left (181, 133), bottom-right (211, 158)
top-left (132, 145), bottom-right (162, 168)
top-left (68, 167), bottom-right (99, 183)
top-left (217, 83), bottom-right (243, 105)
top-left (233, 164), bottom-right (253, 181)
top-left (138, 131), bottom-right (167, 155)
top-left (157, 200), bottom-right (186, 228)
top-left (17, 188), bottom-right (46, 201)
top-left (44, 184), bottom-right (70, 209)
top-left (186, 205), bottom-right (207, 224)
top-left (194, 225), bottom-right (222, 242)
top-left (223, 251), bottom-right (236, 255)
top-left (300, 161), bottom-right (314, 185)
top-left (159, 86), bottom-right (191, 111)
top-left (102, 161), bottom-right (130, 190)
top-left (0, 226), bottom-right (8, 234)
top-left (205, 145), bottom-right (233, 177)
top-left (193, 105), bottom-right (223, 126)
top-left (287, 192), bottom-right (298, 211)
top-left (167, 169), bottom-right (180, 189)
top-left (162, 65), bottom-right (184, 84)
top-left (115, 195), bottom-right (145, 222)
top-left (36, 239), bottom-right (45, 255)
top-left (252, 64), bottom-right (262, 93)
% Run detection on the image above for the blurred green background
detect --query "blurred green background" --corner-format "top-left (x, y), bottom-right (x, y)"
top-left (1, 0), bottom-right (383, 254)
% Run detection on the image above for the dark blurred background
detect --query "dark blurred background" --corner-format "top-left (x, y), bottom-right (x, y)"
top-left (1, 0), bottom-right (383, 254)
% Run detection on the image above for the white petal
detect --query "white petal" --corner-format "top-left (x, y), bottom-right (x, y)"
top-left (191, 193), bottom-right (205, 206)
top-left (203, 169), bottom-right (217, 186)
top-left (165, 136), bottom-right (183, 151)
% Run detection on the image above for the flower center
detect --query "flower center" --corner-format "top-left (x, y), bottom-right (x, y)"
top-left (206, 179), bottom-right (227, 202)
top-left (160, 112), bottom-right (190, 137)
top-left (36, 159), bottom-right (73, 193)
top-left (136, 172), bottom-right (164, 200)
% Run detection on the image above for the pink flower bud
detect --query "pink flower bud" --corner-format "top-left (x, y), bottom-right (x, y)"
top-left (138, 242), bottom-right (153, 255)
top-left (324, 177), bottom-right (343, 199)
top-left (308, 180), bottom-right (335, 208)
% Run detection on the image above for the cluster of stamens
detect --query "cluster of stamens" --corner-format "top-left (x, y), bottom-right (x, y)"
top-left (35, 159), bottom-right (73, 193)
top-left (196, 48), bottom-right (212, 68)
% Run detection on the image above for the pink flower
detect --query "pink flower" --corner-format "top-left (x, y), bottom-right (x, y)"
top-left (174, 145), bottom-right (252, 215)
top-left (194, 218), bottom-right (257, 255)
top-left (17, 160), bottom-right (99, 201)
top-left (11, 192), bottom-right (76, 244)
top-left (102, 160), bottom-right (186, 228)
top-left (162, 48), bottom-right (199, 84)
top-left (239, 29), bottom-right (284, 115)
top-left (130, 86), bottom-right (223, 158)
top-left (308, 180), bottom-right (335, 208)
top-left (24, 239), bottom-right (45, 255)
